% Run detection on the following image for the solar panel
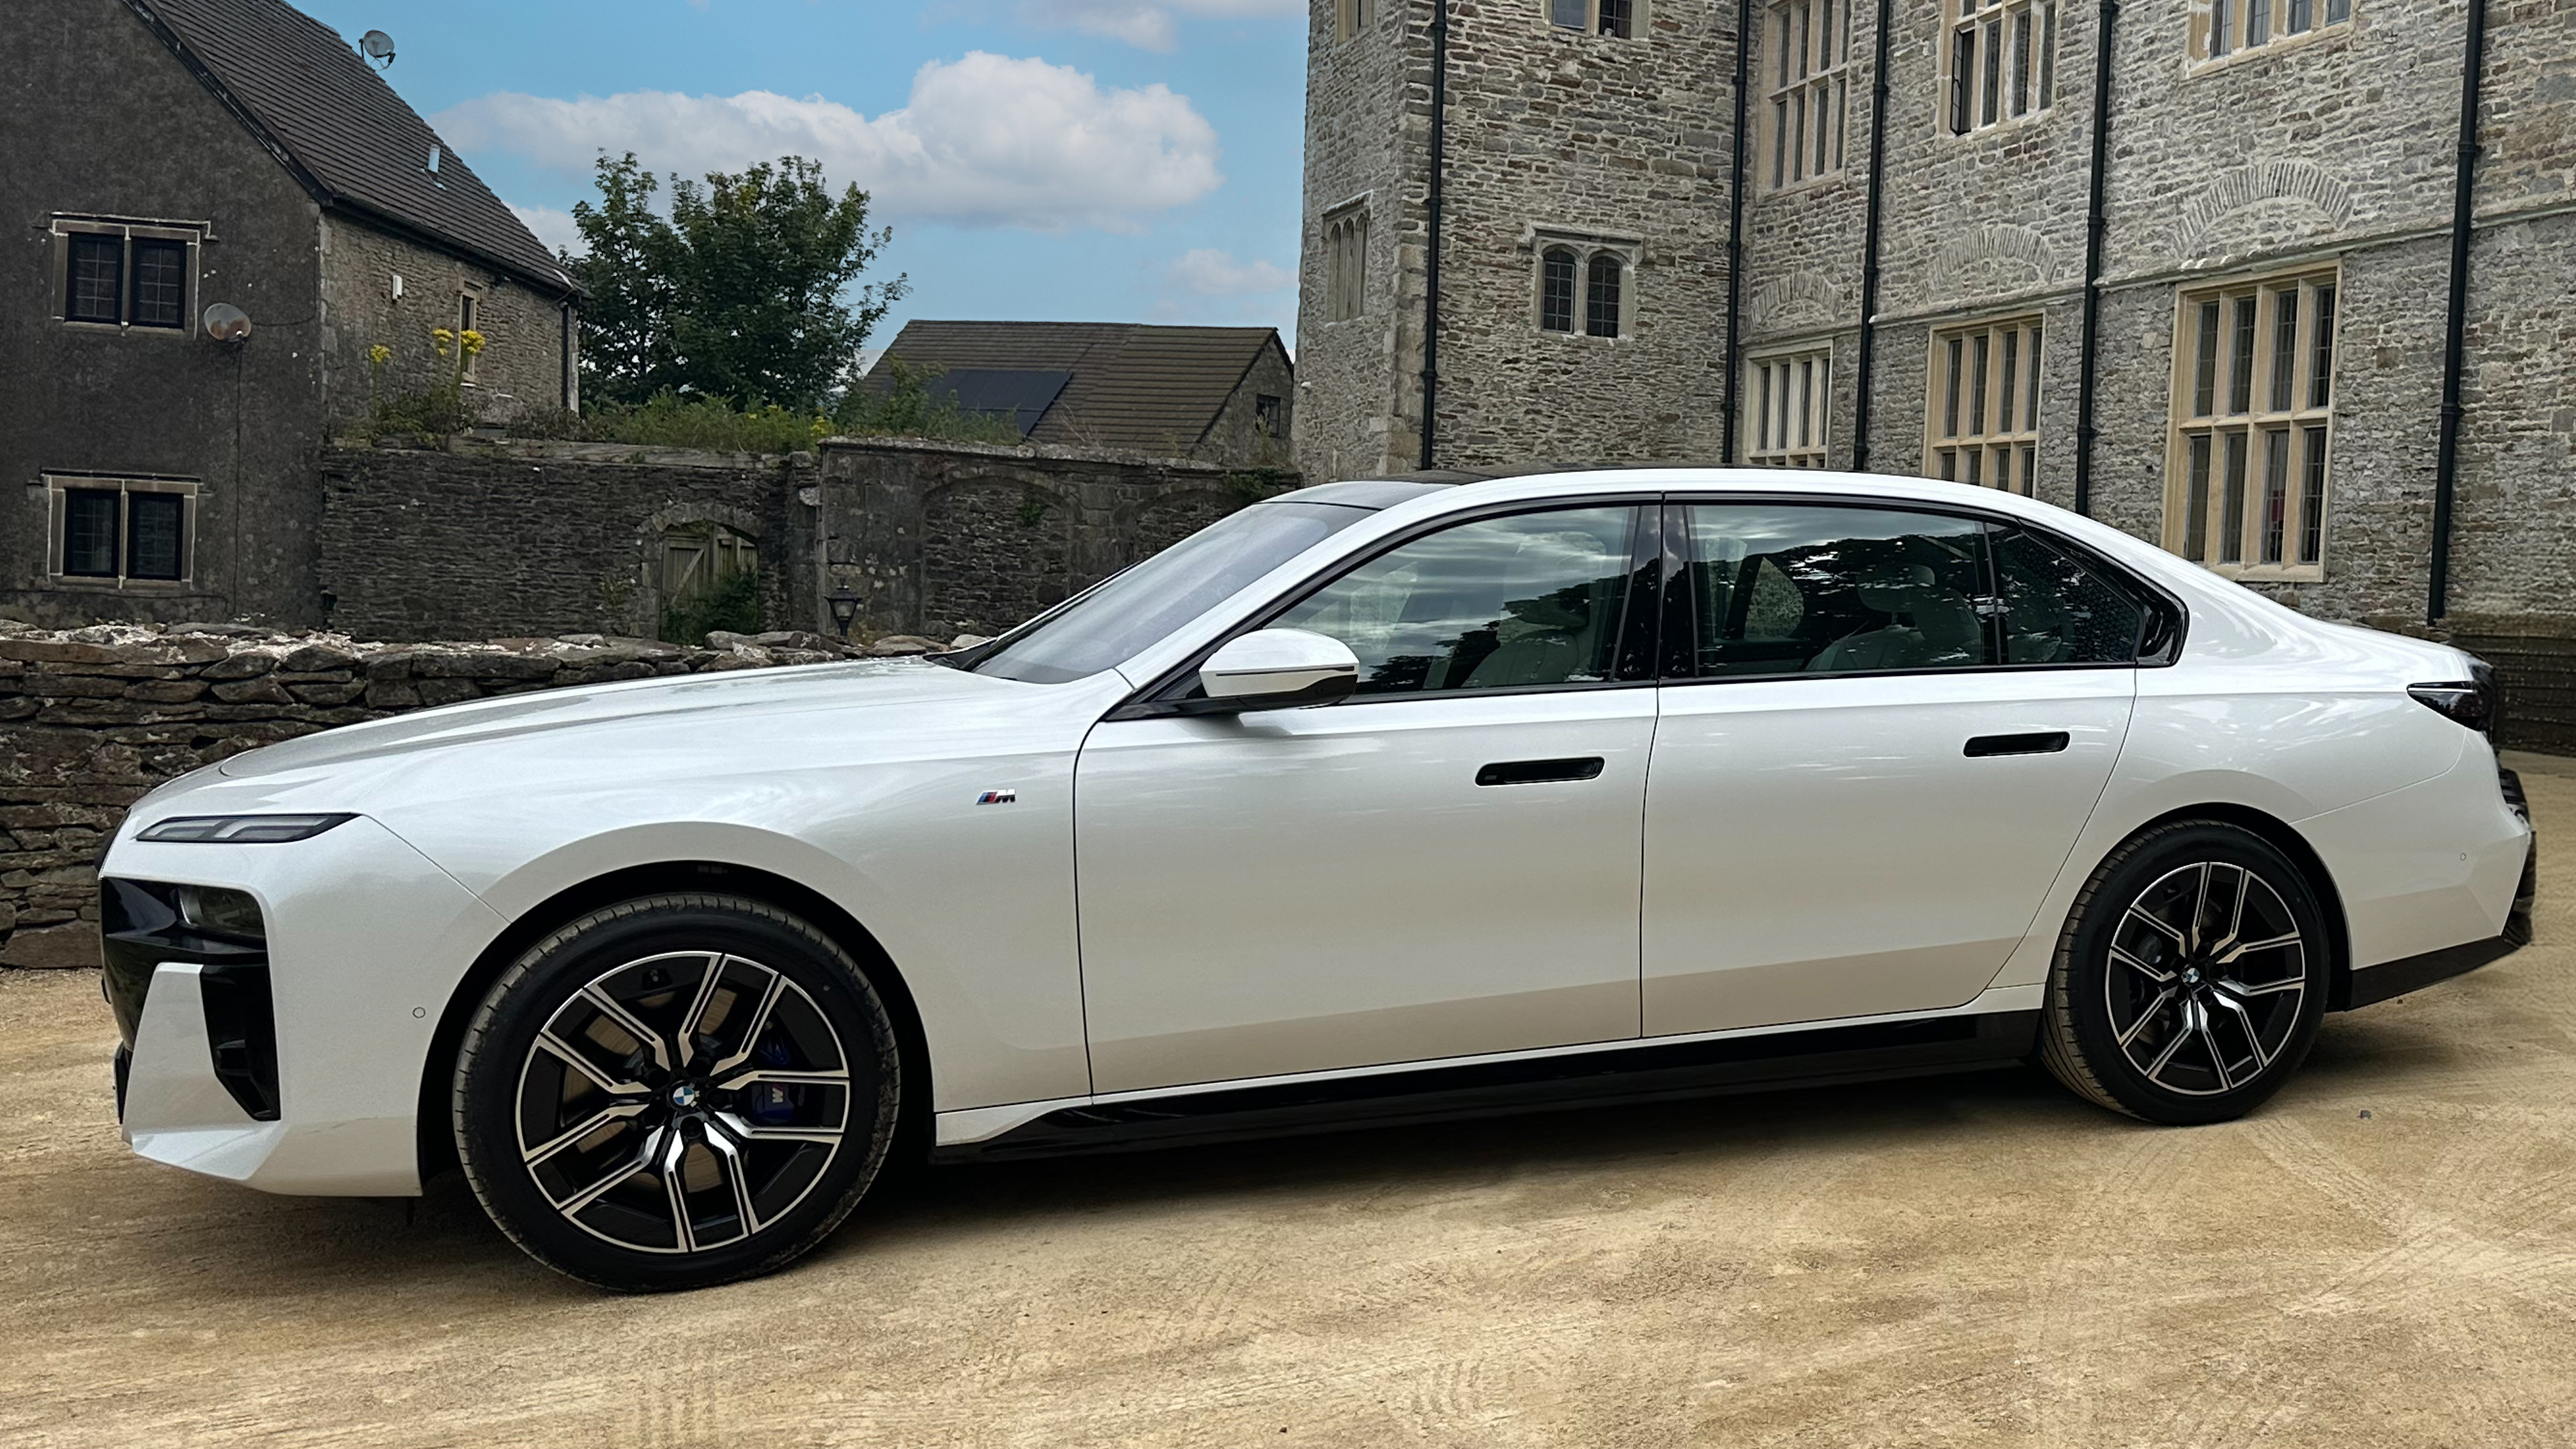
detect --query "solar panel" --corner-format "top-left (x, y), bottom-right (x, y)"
top-left (936, 369), bottom-right (1072, 437)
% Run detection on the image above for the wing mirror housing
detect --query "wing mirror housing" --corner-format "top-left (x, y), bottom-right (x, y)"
top-left (1193, 628), bottom-right (1360, 712)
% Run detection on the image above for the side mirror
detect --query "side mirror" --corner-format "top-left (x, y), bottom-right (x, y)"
top-left (1196, 628), bottom-right (1360, 711)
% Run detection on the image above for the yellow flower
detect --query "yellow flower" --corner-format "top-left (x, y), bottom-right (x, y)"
top-left (431, 326), bottom-right (454, 357)
top-left (460, 328), bottom-right (487, 355)
top-left (367, 344), bottom-right (391, 366)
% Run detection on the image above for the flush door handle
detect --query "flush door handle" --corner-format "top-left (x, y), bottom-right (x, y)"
top-left (1476, 756), bottom-right (1607, 786)
top-left (1963, 732), bottom-right (2071, 758)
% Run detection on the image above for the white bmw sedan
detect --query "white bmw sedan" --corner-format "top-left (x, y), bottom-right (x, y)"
top-left (101, 469), bottom-right (2534, 1289)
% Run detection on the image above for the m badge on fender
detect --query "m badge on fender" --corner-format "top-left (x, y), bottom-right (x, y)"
top-left (977, 789), bottom-right (1017, 805)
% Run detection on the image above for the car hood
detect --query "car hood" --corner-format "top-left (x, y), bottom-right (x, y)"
top-left (213, 657), bottom-right (1009, 783)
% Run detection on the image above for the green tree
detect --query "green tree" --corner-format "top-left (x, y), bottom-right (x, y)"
top-left (564, 155), bottom-right (681, 406)
top-left (565, 153), bottom-right (905, 410)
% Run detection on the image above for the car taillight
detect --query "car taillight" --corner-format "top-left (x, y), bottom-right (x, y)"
top-left (2410, 663), bottom-right (2499, 737)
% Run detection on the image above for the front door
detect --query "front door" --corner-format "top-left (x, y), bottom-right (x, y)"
top-left (1643, 502), bottom-right (2142, 1036)
top-left (1076, 503), bottom-right (1658, 1094)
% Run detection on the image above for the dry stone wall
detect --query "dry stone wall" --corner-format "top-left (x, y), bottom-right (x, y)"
top-left (0, 620), bottom-right (947, 970)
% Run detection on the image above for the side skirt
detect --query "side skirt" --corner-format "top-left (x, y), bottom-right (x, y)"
top-left (933, 1011), bottom-right (2040, 1163)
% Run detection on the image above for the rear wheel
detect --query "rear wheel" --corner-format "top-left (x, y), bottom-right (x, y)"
top-left (453, 894), bottom-right (901, 1291)
top-left (2039, 822), bottom-right (2328, 1124)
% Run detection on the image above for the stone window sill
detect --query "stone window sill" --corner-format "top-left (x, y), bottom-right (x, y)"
top-left (2200, 563), bottom-right (2328, 585)
top-left (2186, 22), bottom-right (2352, 79)
top-left (1760, 171), bottom-right (1851, 199)
top-left (1940, 106), bottom-right (2062, 145)
top-left (41, 576), bottom-right (199, 594)
top-left (56, 319), bottom-right (192, 339)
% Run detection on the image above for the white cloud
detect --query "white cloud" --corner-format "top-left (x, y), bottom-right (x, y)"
top-left (1018, 0), bottom-right (1301, 51)
top-left (1165, 248), bottom-right (1293, 297)
top-left (509, 203), bottom-right (585, 259)
top-left (437, 52), bottom-right (1223, 233)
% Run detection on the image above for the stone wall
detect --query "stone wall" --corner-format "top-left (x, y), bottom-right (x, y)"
top-left (2398, 613), bottom-right (2576, 760)
top-left (314, 437), bottom-right (1293, 646)
top-left (820, 438), bottom-right (1297, 640)
top-left (316, 440), bottom-right (819, 642)
top-left (0, 620), bottom-right (944, 970)
top-left (1301, 0), bottom-right (2576, 629)
top-left (1, 0), bottom-right (334, 632)
top-left (1295, 0), bottom-right (1742, 481)
top-left (318, 216), bottom-right (575, 429)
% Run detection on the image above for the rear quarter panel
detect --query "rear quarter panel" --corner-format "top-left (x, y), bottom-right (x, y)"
top-left (1983, 609), bottom-right (2483, 991)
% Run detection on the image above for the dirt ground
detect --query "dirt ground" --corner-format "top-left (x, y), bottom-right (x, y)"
top-left (6, 762), bottom-right (2576, 1448)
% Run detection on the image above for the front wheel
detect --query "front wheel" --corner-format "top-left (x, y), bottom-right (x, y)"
top-left (452, 894), bottom-right (902, 1291)
top-left (2039, 822), bottom-right (2329, 1125)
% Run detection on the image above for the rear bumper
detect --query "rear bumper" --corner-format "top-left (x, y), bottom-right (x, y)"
top-left (2339, 765), bottom-right (2536, 1011)
top-left (2345, 931), bottom-right (2524, 1009)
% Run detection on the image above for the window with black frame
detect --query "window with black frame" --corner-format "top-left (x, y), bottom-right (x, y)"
top-left (1539, 249), bottom-right (1579, 333)
top-left (1990, 527), bottom-right (2145, 664)
top-left (61, 490), bottom-right (122, 578)
top-left (53, 482), bottom-right (190, 583)
top-left (60, 229), bottom-right (192, 328)
top-left (1666, 505), bottom-right (1992, 677)
top-left (1666, 505), bottom-right (2151, 678)
top-left (1272, 506), bottom-right (1652, 695)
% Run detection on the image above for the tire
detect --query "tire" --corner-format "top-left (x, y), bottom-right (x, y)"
top-left (2039, 822), bottom-right (2330, 1125)
top-left (453, 894), bottom-right (902, 1291)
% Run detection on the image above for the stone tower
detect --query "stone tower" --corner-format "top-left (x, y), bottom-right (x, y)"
top-left (1295, 0), bottom-right (1741, 481)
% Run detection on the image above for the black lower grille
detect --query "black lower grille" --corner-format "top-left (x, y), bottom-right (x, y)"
top-left (98, 878), bottom-right (279, 1121)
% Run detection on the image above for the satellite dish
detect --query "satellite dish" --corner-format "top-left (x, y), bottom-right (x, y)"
top-left (203, 303), bottom-right (252, 344)
top-left (359, 29), bottom-right (395, 68)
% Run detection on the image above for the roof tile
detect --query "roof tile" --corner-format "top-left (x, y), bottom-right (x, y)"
top-left (875, 321), bottom-right (1286, 455)
top-left (130, 0), bottom-right (571, 291)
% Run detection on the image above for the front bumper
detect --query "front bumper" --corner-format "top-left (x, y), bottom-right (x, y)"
top-left (103, 814), bottom-right (507, 1197)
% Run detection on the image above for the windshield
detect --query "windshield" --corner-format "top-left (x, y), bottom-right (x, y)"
top-left (966, 501), bottom-right (1376, 684)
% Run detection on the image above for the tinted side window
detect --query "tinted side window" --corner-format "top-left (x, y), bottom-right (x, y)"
top-left (1673, 505), bottom-right (1993, 677)
top-left (1993, 528), bottom-right (2147, 664)
top-left (1271, 506), bottom-right (1650, 695)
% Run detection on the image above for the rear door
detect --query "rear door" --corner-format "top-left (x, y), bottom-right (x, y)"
top-left (1641, 502), bottom-right (2144, 1036)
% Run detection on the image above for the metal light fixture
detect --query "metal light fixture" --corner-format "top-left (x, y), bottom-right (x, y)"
top-left (828, 583), bottom-right (859, 638)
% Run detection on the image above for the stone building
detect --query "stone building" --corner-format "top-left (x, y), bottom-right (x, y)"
top-left (2, 0), bottom-right (578, 631)
top-left (1297, 0), bottom-right (2576, 632)
top-left (868, 321), bottom-right (1299, 467)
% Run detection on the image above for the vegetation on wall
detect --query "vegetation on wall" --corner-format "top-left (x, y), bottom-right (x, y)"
top-left (359, 153), bottom-right (1034, 455)
top-left (837, 359), bottom-right (1024, 445)
top-left (497, 360), bottom-right (1027, 453)
top-left (361, 329), bottom-right (487, 442)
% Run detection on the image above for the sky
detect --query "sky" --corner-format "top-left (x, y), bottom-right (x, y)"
top-left (295, 0), bottom-right (1310, 356)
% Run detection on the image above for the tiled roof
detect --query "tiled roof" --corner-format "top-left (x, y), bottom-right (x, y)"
top-left (125, 0), bottom-right (573, 293)
top-left (873, 321), bottom-right (1286, 456)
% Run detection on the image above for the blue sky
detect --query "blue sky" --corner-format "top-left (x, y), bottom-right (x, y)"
top-left (296, 0), bottom-right (1309, 354)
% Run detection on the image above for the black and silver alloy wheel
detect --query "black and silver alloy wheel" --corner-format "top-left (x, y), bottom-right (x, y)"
top-left (517, 950), bottom-right (850, 1256)
top-left (456, 895), bottom-right (901, 1291)
top-left (2105, 862), bottom-right (2308, 1097)
top-left (2042, 822), bottom-right (2329, 1124)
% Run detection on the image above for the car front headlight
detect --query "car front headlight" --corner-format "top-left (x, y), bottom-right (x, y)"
top-left (135, 813), bottom-right (356, 844)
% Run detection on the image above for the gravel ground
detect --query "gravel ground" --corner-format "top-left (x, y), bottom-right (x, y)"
top-left (6, 760), bottom-right (2575, 1447)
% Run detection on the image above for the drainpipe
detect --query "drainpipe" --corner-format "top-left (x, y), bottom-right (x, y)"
top-left (2071, 0), bottom-right (2120, 517)
top-left (1720, 0), bottom-right (1755, 465)
top-left (1848, 0), bottom-right (1895, 470)
top-left (2428, 0), bottom-right (2491, 625)
top-left (1418, 0), bottom-right (1451, 471)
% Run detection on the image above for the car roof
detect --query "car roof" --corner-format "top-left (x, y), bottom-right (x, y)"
top-left (1285, 466), bottom-right (2043, 512)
